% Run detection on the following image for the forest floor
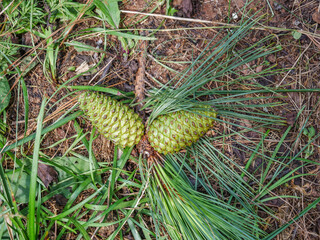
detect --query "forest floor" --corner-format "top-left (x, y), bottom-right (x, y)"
top-left (1, 0), bottom-right (320, 239)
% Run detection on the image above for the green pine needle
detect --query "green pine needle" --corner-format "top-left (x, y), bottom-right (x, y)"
top-left (147, 159), bottom-right (265, 240)
top-left (143, 15), bottom-right (283, 128)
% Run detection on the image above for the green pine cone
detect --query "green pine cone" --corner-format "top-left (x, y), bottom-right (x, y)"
top-left (147, 109), bottom-right (217, 154)
top-left (78, 91), bottom-right (144, 148)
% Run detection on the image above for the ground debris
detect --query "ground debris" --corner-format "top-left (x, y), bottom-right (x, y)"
top-left (312, 10), bottom-right (320, 24)
top-left (38, 162), bottom-right (58, 188)
top-left (173, 0), bottom-right (193, 17)
top-left (181, 0), bottom-right (193, 17)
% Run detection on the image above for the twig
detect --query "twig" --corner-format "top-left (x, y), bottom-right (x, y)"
top-left (121, 10), bottom-right (213, 24)
top-left (0, 1), bottom-right (14, 16)
top-left (121, 10), bottom-right (320, 39)
top-left (135, 35), bottom-right (148, 112)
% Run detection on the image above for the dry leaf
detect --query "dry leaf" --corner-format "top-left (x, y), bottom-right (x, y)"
top-left (312, 11), bottom-right (320, 24)
top-left (234, 0), bottom-right (245, 8)
top-left (182, 0), bottom-right (193, 18)
top-left (38, 162), bottom-right (58, 188)
top-left (55, 194), bottom-right (68, 206)
top-left (267, 54), bottom-right (276, 63)
top-left (284, 111), bottom-right (297, 126)
top-left (21, 32), bottom-right (39, 46)
top-left (75, 61), bottom-right (90, 74)
top-left (255, 65), bottom-right (263, 73)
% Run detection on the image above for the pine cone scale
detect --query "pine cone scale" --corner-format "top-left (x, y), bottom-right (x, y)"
top-left (148, 109), bottom-right (216, 154)
top-left (78, 91), bottom-right (144, 148)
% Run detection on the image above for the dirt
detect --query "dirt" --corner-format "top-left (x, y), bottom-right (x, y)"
top-left (3, 0), bottom-right (320, 239)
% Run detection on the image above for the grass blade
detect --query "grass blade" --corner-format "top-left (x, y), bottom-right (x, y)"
top-left (27, 98), bottom-right (46, 239)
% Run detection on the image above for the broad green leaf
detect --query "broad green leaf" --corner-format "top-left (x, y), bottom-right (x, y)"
top-left (292, 30), bottom-right (302, 40)
top-left (53, 156), bottom-right (92, 181)
top-left (51, 156), bottom-right (100, 198)
top-left (47, 156), bottom-right (95, 199)
top-left (0, 75), bottom-right (10, 113)
top-left (1, 168), bottom-right (31, 204)
top-left (94, 0), bottom-right (120, 29)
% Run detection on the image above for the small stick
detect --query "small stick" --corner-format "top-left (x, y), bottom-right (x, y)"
top-left (135, 35), bottom-right (148, 113)
top-left (121, 10), bottom-right (320, 39)
top-left (121, 10), bottom-right (212, 24)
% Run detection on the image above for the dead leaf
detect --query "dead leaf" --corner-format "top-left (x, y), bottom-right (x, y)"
top-left (54, 128), bottom-right (66, 139)
top-left (268, 54), bottom-right (276, 63)
top-left (55, 194), bottom-right (68, 206)
top-left (241, 65), bottom-right (250, 75)
top-left (239, 118), bottom-right (260, 139)
top-left (129, 60), bottom-right (138, 73)
top-left (22, 32), bottom-right (39, 46)
top-left (312, 11), bottom-right (320, 24)
top-left (255, 65), bottom-right (263, 73)
top-left (291, 184), bottom-right (308, 195)
top-left (288, 92), bottom-right (302, 107)
top-left (38, 162), bottom-right (58, 188)
top-left (234, 0), bottom-right (245, 8)
top-left (309, 165), bottom-right (320, 175)
top-left (75, 61), bottom-right (90, 75)
top-left (182, 0), bottom-right (193, 18)
top-left (284, 111), bottom-right (296, 126)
